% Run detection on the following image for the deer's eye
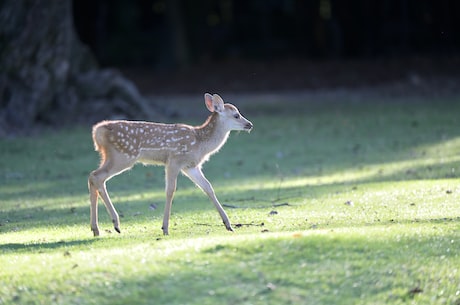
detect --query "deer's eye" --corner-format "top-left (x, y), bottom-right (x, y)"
top-left (233, 113), bottom-right (240, 119)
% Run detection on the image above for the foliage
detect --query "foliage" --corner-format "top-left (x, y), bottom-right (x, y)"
top-left (1, 95), bottom-right (460, 304)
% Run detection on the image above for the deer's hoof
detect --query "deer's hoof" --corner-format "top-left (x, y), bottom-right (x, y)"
top-left (92, 228), bottom-right (100, 237)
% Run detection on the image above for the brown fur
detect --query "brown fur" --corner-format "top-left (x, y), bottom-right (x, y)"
top-left (88, 94), bottom-right (253, 236)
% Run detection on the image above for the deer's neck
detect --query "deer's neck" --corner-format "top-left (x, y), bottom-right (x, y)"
top-left (196, 113), bottom-right (230, 153)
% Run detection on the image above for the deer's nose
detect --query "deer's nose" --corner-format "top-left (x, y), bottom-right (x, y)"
top-left (245, 122), bottom-right (253, 130)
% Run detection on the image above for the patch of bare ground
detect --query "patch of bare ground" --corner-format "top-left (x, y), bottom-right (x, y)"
top-left (122, 56), bottom-right (460, 119)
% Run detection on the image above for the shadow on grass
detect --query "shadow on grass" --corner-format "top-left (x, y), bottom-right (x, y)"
top-left (0, 202), bottom-right (159, 236)
top-left (1, 98), bottom-right (460, 234)
top-left (1, 160), bottom-right (459, 234)
top-left (59, 226), bottom-right (460, 305)
top-left (0, 238), bottom-right (98, 253)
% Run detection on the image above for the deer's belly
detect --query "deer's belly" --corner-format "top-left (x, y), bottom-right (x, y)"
top-left (138, 148), bottom-right (168, 165)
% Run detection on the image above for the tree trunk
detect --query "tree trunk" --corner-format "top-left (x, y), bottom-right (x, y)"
top-left (0, 0), bottom-right (158, 135)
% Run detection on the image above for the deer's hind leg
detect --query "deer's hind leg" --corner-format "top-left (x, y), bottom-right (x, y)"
top-left (88, 151), bottom-right (135, 236)
top-left (88, 177), bottom-right (100, 236)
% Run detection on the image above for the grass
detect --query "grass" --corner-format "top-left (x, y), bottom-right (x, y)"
top-left (1, 94), bottom-right (460, 304)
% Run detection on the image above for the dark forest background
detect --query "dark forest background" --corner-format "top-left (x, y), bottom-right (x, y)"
top-left (73, 0), bottom-right (460, 94)
top-left (74, 0), bottom-right (459, 67)
top-left (1, 0), bottom-right (459, 133)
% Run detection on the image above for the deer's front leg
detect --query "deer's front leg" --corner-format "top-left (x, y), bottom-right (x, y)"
top-left (163, 165), bottom-right (180, 235)
top-left (182, 167), bottom-right (234, 232)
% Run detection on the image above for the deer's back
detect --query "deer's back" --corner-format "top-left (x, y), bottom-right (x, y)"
top-left (94, 120), bottom-right (198, 164)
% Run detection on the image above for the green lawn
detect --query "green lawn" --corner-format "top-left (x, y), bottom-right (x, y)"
top-left (1, 94), bottom-right (460, 304)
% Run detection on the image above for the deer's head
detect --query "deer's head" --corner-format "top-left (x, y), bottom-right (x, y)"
top-left (204, 93), bottom-right (253, 132)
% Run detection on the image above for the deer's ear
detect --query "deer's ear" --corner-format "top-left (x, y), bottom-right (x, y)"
top-left (204, 93), bottom-right (224, 113)
top-left (204, 93), bottom-right (214, 112)
top-left (212, 94), bottom-right (224, 112)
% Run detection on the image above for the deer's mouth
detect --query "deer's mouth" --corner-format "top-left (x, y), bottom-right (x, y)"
top-left (244, 122), bottom-right (253, 132)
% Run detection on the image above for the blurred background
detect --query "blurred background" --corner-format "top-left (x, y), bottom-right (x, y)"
top-left (73, 0), bottom-right (460, 93)
top-left (1, 0), bottom-right (460, 132)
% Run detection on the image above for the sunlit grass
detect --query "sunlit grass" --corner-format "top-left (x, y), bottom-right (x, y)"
top-left (1, 96), bottom-right (460, 304)
top-left (1, 224), bottom-right (458, 304)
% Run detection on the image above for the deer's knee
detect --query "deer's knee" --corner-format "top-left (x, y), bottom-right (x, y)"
top-left (88, 171), bottom-right (97, 186)
top-left (88, 170), bottom-right (106, 189)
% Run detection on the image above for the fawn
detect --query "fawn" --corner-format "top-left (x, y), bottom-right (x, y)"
top-left (88, 93), bottom-right (253, 236)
